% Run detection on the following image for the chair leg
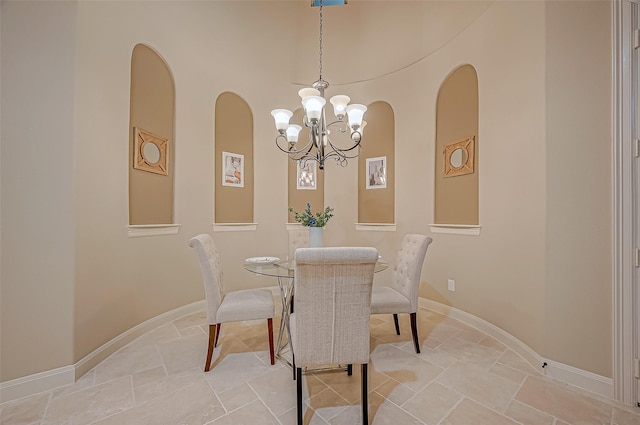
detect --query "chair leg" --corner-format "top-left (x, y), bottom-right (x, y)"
top-left (410, 312), bottom-right (420, 354)
top-left (267, 318), bottom-right (275, 365)
top-left (393, 314), bottom-right (400, 335)
top-left (205, 324), bottom-right (217, 372)
top-left (292, 354), bottom-right (296, 380)
top-left (347, 364), bottom-right (353, 376)
top-left (296, 367), bottom-right (303, 425)
top-left (214, 323), bottom-right (221, 347)
top-left (361, 364), bottom-right (368, 425)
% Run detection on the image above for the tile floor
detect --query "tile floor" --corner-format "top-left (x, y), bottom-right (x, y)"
top-left (2, 304), bottom-right (640, 425)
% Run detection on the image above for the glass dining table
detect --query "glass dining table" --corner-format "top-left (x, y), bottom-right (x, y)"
top-left (243, 258), bottom-right (389, 368)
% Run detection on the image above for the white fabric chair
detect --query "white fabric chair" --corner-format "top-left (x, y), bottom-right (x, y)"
top-left (189, 234), bottom-right (275, 371)
top-left (291, 247), bottom-right (378, 425)
top-left (370, 234), bottom-right (433, 354)
top-left (287, 227), bottom-right (309, 270)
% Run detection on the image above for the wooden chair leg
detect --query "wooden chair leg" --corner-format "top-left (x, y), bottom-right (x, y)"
top-left (296, 367), bottom-right (303, 425)
top-left (267, 318), bottom-right (275, 365)
top-left (205, 324), bottom-right (217, 372)
top-left (393, 314), bottom-right (400, 335)
top-left (410, 312), bottom-right (420, 354)
top-left (214, 323), bottom-right (221, 347)
top-left (362, 364), bottom-right (368, 425)
top-left (347, 364), bottom-right (353, 376)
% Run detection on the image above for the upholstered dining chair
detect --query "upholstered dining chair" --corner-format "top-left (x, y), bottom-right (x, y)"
top-left (291, 247), bottom-right (378, 425)
top-left (370, 234), bottom-right (433, 354)
top-left (189, 234), bottom-right (275, 372)
top-left (287, 227), bottom-right (309, 270)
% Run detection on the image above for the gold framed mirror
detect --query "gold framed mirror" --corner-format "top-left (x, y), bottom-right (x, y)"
top-left (133, 127), bottom-right (169, 175)
top-left (444, 136), bottom-right (475, 177)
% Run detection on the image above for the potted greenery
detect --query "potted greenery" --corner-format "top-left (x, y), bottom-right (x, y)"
top-left (288, 203), bottom-right (334, 247)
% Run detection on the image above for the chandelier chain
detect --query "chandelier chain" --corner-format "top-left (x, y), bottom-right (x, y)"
top-left (318, 1), bottom-right (323, 81)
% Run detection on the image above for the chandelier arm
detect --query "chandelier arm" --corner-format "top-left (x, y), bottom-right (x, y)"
top-left (325, 135), bottom-right (363, 154)
top-left (275, 134), bottom-right (316, 156)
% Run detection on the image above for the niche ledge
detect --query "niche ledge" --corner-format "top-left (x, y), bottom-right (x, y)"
top-left (128, 224), bottom-right (181, 238)
top-left (213, 223), bottom-right (258, 232)
top-left (355, 223), bottom-right (397, 232)
top-left (429, 224), bottom-right (481, 236)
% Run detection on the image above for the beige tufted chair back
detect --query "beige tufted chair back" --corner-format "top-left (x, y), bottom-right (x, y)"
top-left (391, 234), bottom-right (433, 312)
top-left (188, 234), bottom-right (224, 325)
top-left (287, 227), bottom-right (309, 269)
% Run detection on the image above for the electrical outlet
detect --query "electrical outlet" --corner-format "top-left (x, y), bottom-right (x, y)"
top-left (447, 279), bottom-right (455, 291)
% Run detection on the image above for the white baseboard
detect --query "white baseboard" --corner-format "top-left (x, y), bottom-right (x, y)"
top-left (0, 300), bottom-right (206, 404)
top-left (419, 298), bottom-right (613, 400)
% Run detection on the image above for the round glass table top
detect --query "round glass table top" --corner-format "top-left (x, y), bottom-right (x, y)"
top-left (243, 259), bottom-right (389, 278)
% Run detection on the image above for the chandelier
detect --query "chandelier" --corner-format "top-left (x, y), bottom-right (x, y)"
top-left (270, 0), bottom-right (367, 170)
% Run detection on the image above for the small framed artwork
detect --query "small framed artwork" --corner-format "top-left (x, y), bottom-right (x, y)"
top-left (222, 151), bottom-right (244, 187)
top-left (297, 161), bottom-right (317, 190)
top-left (366, 156), bottom-right (387, 189)
top-left (444, 136), bottom-right (475, 177)
top-left (133, 127), bottom-right (169, 176)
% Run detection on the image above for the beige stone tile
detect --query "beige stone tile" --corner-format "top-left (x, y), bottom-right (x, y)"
top-left (156, 333), bottom-right (208, 375)
top-left (402, 381), bottom-right (462, 425)
top-left (307, 387), bottom-right (350, 422)
top-left (373, 378), bottom-right (416, 407)
top-left (0, 392), bottom-right (49, 425)
top-left (93, 342), bottom-right (165, 384)
top-left (92, 379), bottom-right (225, 425)
top-left (279, 405), bottom-right (329, 425)
top-left (479, 335), bottom-right (507, 350)
top-left (515, 376), bottom-right (612, 425)
top-left (436, 361), bottom-right (520, 413)
top-left (217, 383), bottom-right (257, 413)
top-left (371, 344), bottom-right (444, 392)
top-left (42, 376), bottom-right (134, 425)
top-left (134, 367), bottom-right (202, 405)
top-left (202, 351), bottom-right (275, 393)
top-left (490, 362), bottom-right (528, 384)
top-left (505, 399), bottom-right (554, 425)
top-left (370, 395), bottom-right (423, 425)
top-left (612, 406), bottom-right (640, 425)
top-left (248, 367), bottom-right (297, 416)
top-left (134, 322), bottom-right (182, 346)
top-left (435, 336), bottom-right (504, 369)
top-left (216, 399), bottom-right (280, 425)
top-left (173, 311), bottom-right (207, 330)
top-left (441, 398), bottom-right (520, 425)
top-left (132, 365), bottom-right (167, 390)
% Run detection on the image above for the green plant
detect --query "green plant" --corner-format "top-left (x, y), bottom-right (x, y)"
top-left (288, 203), bottom-right (334, 227)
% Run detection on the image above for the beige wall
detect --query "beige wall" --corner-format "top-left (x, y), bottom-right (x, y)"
top-left (1, 1), bottom-right (613, 385)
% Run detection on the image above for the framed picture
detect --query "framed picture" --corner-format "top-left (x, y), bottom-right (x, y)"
top-left (366, 156), bottom-right (387, 189)
top-left (133, 127), bottom-right (169, 176)
top-left (296, 161), bottom-right (317, 190)
top-left (222, 151), bottom-right (244, 187)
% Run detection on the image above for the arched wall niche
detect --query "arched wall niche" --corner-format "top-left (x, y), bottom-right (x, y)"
top-left (434, 64), bottom-right (479, 226)
top-left (128, 43), bottom-right (175, 225)
top-left (287, 108), bottom-right (325, 223)
top-left (357, 101), bottom-right (395, 224)
top-left (215, 92), bottom-right (254, 224)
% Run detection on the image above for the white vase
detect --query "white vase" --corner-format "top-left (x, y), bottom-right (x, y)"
top-left (309, 227), bottom-right (324, 247)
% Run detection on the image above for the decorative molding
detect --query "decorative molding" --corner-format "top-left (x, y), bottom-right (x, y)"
top-left (133, 127), bottom-right (169, 176)
top-left (213, 223), bottom-right (257, 232)
top-left (428, 223), bottom-right (481, 236)
top-left (355, 223), bottom-right (396, 232)
top-left (128, 224), bottom-right (181, 238)
top-left (419, 298), bottom-right (613, 400)
top-left (443, 136), bottom-right (475, 177)
top-left (611, 0), bottom-right (635, 405)
top-left (0, 300), bottom-right (205, 404)
top-left (0, 365), bottom-right (75, 404)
